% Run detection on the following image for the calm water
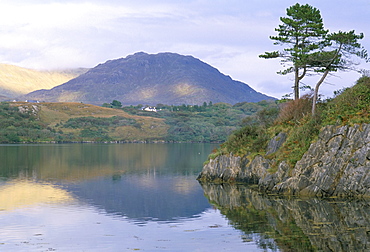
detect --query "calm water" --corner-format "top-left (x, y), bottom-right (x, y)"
top-left (0, 144), bottom-right (369, 252)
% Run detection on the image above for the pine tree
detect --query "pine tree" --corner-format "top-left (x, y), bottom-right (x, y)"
top-left (310, 31), bottom-right (368, 115)
top-left (260, 3), bottom-right (328, 100)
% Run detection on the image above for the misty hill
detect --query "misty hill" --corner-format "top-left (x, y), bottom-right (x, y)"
top-left (23, 52), bottom-right (274, 105)
top-left (0, 64), bottom-right (85, 101)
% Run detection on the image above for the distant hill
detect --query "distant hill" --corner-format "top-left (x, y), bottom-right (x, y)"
top-left (23, 52), bottom-right (275, 105)
top-left (2, 102), bottom-right (168, 143)
top-left (0, 64), bottom-right (86, 101)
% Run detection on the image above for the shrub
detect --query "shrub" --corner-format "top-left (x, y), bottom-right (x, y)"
top-left (276, 94), bottom-right (312, 124)
top-left (322, 76), bottom-right (370, 125)
top-left (221, 124), bottom-right (269, 156)
top-left (274, 116), bottom-right (321, 167)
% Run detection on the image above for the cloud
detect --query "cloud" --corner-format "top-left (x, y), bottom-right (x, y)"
top-left (0, 0), bottom-right (368, 98)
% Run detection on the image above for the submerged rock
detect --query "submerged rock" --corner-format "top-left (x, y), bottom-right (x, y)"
top-left (198, 123), bottom-right (370, 198)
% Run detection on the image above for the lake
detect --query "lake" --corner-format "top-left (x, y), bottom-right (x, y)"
top-left (0, 144), bottom-right (369, 251)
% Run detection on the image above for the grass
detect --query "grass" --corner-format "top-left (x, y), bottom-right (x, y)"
top-left (207, 76), bottom-right (370, 172)
top-left (321, 76), bottom-right (370, 126)
top-left (11, 102), bottom-right (169, 142)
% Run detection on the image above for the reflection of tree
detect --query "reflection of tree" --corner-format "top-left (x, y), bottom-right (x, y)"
top-left (200, 183), bottom-right (370, 252)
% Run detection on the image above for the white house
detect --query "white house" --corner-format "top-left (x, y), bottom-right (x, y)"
top-left (141, 106), bottom-right (157, 112)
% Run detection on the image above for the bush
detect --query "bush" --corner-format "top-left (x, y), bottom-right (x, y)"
top-left (276, 94), bottom-right (313, 124)
top-left (221, 124), bottom-right (269, 156)
top-left (274, 116), bottom-right (321, 167)
top-left (321, 76), bottom-right (370, 125)
top-left (205, 76), bottom-right (370, 170)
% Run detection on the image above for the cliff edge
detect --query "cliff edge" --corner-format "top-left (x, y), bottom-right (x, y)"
top-left (198, 76), bottom-right (370, 198)
top-left (197, 123), bottom-right (370, 198)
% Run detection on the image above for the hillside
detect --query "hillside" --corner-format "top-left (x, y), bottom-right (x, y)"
top-left (0, 98), bottom-right (277, 143)
top-left (1, 102), bottom-right (168, 143)
top-left (23, 52), bottom-right (274, 105)
top-left (198, 76), bottom-right (370, 198)
top-left (0, 64), bottom-right (85, 100)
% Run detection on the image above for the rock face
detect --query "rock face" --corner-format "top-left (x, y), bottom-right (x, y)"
top-left (197, 123), bottom-right (370, 198)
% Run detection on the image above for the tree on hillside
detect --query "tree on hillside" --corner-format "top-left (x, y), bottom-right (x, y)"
top-left (310, 30), bottom-right (368, 115)
top-left (259, 3), bottom-right (328, 100)
top-left (110, 100), bottom-right (122, 108)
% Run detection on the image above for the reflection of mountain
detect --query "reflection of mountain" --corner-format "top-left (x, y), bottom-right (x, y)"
top-left (0, 180), bottom-right (73, 211)
top-left (0, 143), bottom-right (217, 223)
top-left (0, 143), bottom-right (214, 181)
top-left (67, 174), bottom-right (211, 223)
top-left (200, 183), bottom-right (370, 252)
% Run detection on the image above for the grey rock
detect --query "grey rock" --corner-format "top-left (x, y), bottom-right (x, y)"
top-left (198, 123), bottom-right (370, 198)
top-left (266, 132), bottom-right (287, 155)
top-left (274, 124), bottom-right (370, 197)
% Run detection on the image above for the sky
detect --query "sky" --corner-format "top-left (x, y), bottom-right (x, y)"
top-left (0, 0), bottom-right (369, 99)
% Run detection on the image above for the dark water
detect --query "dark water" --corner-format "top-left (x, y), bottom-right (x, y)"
top-left (0, 144), bottom-right (369, 251)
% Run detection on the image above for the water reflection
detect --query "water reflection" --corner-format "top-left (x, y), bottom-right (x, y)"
top-left (0, 143), bottom-right (216, 223)
top-left (2, 143), bottom-right (273, 251)
top-left (68, 175), bottom-right (210, 223)
top-left (0, 143), bottom-right (210, 181)
top-left (0, 180), bottom-right (73, 211)
top-left (200, 183), bottom-right (370, 252)
top-left (4, 143), bottom-right (369, 251)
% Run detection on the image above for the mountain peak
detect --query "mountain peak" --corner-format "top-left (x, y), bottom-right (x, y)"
top-left (24, 52), bottom-right (274, 105)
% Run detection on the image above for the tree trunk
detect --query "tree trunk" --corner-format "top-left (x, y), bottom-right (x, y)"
top-left (294, 67), bottom-right (300, 100)
top-left (294, 66), bottom-right (307, 100)
top-left (312, 69), bottom-right (330, 116)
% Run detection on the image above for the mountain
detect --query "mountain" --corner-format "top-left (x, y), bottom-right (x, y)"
top-left (0, 64), bottom-right (86, 101)
top-left (23, 52), bottom-right (274, 105)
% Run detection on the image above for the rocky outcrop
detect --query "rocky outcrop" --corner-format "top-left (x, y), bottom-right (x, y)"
top-left (197, 123), bottom-right (370, 198)
top-left (198, 154), bottom-right (270, 184)
top-left (271, 123), bottom-right (370, 197)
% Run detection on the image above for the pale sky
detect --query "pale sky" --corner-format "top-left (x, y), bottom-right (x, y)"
top-left (0, 0), bottom-right (369, 99)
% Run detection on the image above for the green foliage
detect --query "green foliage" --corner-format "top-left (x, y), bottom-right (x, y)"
top-left (121, 100), bottom-right (278, 143)
top-left (272, 77), bottom-right (370, 167)
top-left (63, 116), bottom-right (139, 129)
top-left (79, 128), bottom-right (112, 142)
top-left (61, 116), bottom-right (142, 141)
top-left (321, 76), bottom-right (370, 125)
top-left (0, 103), bottom-right (57, 143)
top-left (111, 100), bottom-right (122, 108)
top-left (102, 100), bottom-right (122, 108)
top-left (0, 100), bottom-right (277, 143)
top-left (260, 3), bottom-right (328, 99)
top-left (217, 106), bottom-right (280, 156)
top-left (310, 30), bottom-right (368, 115)
top-left (221, 125), bottom-right (269, 156)
top-left (209, 76), bottom-right (370, 168)
top-left (274, 117), bottom-right (321, 168)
